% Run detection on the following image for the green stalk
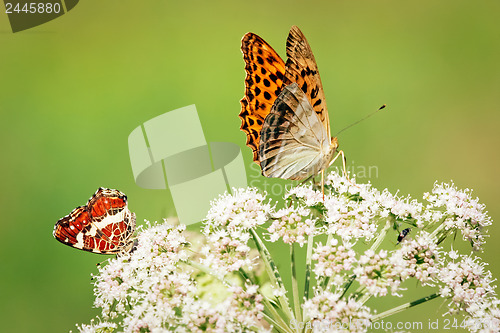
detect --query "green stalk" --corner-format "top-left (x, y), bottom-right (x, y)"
top-left (370, 219), bottom-right (391, 252)
top-left (250, 228), bottom-right (295, 322)
top-left (319, 233), bottom-right (333, 290)
top-left (238, 268), bottom-right (292, 333)
top-left (304, 234), bottom-right (314, 301)
top-left (188, 260), bottom-right (292, 331)
top-left (358, 292), bottom-right (372, 305)
top-left (429, 222), bottom-right (448, 244)
top-left (262, 312), bottom-right (293, 333)
top-left (371, 293), bottom-right (441, 321)
top-left (340, 274), bottom-right (356, 298)
top-left (290, 244), bottom-right (302, 326)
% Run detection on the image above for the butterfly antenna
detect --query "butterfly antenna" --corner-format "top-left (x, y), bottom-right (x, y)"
top-left (96, 258), bottom-right (110, 267)
top-left (335, 104), bottom-right (386, 137)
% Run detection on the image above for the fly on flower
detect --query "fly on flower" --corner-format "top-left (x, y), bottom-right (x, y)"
top-left (397, 228), bottom-right (411, 244)
top-left (53, 188), bottom-right (136, 255)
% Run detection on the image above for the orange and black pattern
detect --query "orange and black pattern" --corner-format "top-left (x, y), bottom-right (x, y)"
top-left (239, 32), bottom-right (286, 164)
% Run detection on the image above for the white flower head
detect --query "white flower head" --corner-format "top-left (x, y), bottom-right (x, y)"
top-left (267, 205), bottom-right (316, 246)
top-left (425, 182), bottom-right (491, 250)
top-left (303, 291), bottom-right (372, 333)
top-left (439, 253), bottom-right (497, 317)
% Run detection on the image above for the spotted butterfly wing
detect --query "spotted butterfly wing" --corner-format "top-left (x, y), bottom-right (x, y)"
top-left (259, 83), bottom-right (338, 180)
top-left (239, 32), bottom-right (286, 164)
top-left (53, 188), bottom-right (136, 254)
top-left (284, 25), bottom-right (330, 137)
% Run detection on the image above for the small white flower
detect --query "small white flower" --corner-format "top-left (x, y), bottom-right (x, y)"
top-left (303, 291), bottom-right (372, 333)
top-left (267, 206), bottom-right (316, 246)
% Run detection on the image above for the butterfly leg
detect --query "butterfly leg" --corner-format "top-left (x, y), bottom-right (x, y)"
top-left (96, 258), bottom-right (111, 267)
top-left (328, 150), bottom-right (356, 186)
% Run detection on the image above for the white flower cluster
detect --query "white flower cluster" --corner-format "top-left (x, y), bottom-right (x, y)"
top-left (202, 188), bottom-right (270, 274)
top-left (439, 252), bottom-right (498, 321)
top-left (89, 221), bottom-right (267, 333)
top-left (268, 206), bottom-right (316, 246)
top-left (204, 188), bottom-right (270, 232)
top-left (425, 182), bottom-right (491, 250)
top-left (76, 171), bottom-right (496, 333)
top-left (312, 239), bottom-right (356, 279)
top-left (324, 173), bottom-right (424, 242)
top-left (201, 229), bottom-right (253, 274)
top-left (354, 249), bottom-right (401, 297)
top-left (391, 232), bottom-right (440, 284)
top-left (303, 291), bottom-right (372, 333)
top-left (438, 251), bottom-right (500, 332)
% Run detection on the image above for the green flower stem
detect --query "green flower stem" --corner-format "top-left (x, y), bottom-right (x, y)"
top-left (370, 219), bottom-right (391, 252)
top-left (304, 234), bottom-right (314, 301)
top-left (429, 222), bottom-right (450, 245)
top-left (250, 228), bottom-right (295, 322)
top-left (238, 268), bottom-right (292, 333)
top-left (358, 291), bottom-right (372, 305)
top-left (290, 244), bottom-right (302, 327)
top-left (371, 292), bottom-right (441, 321)
top-left (189, 259), bottom-right (293, 332)
top-left (340, 274), bottom-right (356, 298)
top-left (262, 312), bottom-right (293, 333)
top-left (319, 233), bottom-right (333, 290)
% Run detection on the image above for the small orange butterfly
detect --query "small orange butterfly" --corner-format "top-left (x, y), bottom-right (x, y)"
top-left (239, 26), bottom-right (345, 185)
top-left (53, 188), bottom-right (136, 255)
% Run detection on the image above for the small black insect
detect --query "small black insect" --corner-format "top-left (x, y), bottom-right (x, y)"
top-left (397, 228), bottom-right (411, 243)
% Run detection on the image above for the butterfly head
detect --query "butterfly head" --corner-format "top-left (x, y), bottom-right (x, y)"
top-left (326, 136), bottom-right (339, 158)
top-left (330, 137), bottom-right (339, 149)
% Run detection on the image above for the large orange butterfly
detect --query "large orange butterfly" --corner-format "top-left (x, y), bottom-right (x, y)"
top-left (239, 26), bottom-right (344, 184)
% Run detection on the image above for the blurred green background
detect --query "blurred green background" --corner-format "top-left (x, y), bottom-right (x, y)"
top-left (1, 0), bottom-right (499, 332)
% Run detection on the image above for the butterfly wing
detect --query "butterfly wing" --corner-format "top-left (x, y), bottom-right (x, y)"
top-left (259, 83), bottom-right (333, 180)
top-left (87, 188), bottom-right (136, 253)
top-left (240, 32), bottom-right (286, 164)
top-left (53, 188), bottom-right (136, 254)
top-left (53, 206), bottom-right (94, 251)
top-left (284, 25), bottom-right (330, 137)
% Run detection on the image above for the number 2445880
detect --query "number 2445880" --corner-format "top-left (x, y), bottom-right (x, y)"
top-left (5, 2), bottom-right (62, 14)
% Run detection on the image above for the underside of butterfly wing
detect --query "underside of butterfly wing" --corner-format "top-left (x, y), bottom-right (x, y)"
top-left (240, 32), bottom-right (286, 164)
top-left (53, 206), bottom-right (92, 250)
top-left (284, 25), bottom-right (330, 137)
top-left (53, 188), bottom-right (136, 254)
top-left (259, 83), bottom-right (335, 180)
